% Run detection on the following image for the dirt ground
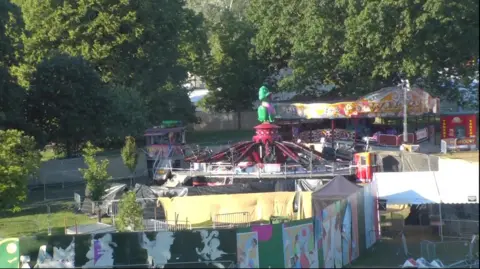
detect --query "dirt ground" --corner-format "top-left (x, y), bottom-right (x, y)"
top-left (435, 151), bottom-right (479, 163)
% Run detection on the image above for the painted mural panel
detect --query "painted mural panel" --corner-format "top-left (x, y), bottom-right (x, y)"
top-left (320, 202), bottom-right (337, 269)
top-left (356, 189), bottom-right (367, 256)
top-left (237, 223), bottom-right (284, 268)
top-left (342, 202), bottom-right (352, 266)
top-left (282, 222), bottom-right (318, 268)
top-left (333, 202), bottom-right (343, 269)
top-left (236, 232), bottom-right (259, 268)
top-left (74, 232), bottom-right (147, 268)
top-left (364, 182), bottom-right (380, 249)
top-left (314, 215), bottom-right (324, 268)
top-left (348, 193), bottom-right (360, 262)
top-left (163, 229), bottom-right (237, 268)
top-left (0, 238), bottom-right (19, 268)
top-left (19, 235), bottom-right (75, 268)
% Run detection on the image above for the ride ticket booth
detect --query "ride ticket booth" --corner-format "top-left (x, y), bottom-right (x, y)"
top-left (440, 111), bottom-right (478, 151)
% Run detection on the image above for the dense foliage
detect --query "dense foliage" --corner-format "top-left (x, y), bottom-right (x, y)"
top-left (248, 0), bottom-right (479, 99)
top-left (0, 129), bottom-right (40, 211)
top-left (0, 0), bottom-right (478, 210)
top-left (115, 191), bottom-right (144, 232)
top-left (79, 142), bottom-right (112, 222)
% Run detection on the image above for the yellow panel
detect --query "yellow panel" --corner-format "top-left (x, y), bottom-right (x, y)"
top-left (157, 192), bottom-right (313, 225)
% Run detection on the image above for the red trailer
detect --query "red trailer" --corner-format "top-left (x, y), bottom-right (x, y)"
top-left (440, 111), bottom-right (478, 150)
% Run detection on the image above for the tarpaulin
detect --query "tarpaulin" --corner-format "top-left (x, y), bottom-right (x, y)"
top-left (157, 192), bottom-right (313, 224)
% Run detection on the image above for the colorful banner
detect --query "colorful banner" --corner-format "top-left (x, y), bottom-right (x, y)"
top-left (3, 184), bottom-right (382, 269)
top-left (282, 223), bottom-right (318, 268)
top-left (274, 86), bottom-right (440, 119)
top-left (237, 232), bottom-right (260, 268)
top-left (146, 145), bottom-right (184, 158)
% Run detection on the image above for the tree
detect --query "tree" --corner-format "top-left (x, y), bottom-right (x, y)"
top-left (16, 0), bottom-right (204, 123)
top-left (115, 191), bottom-right (144, 232)
top-left (121, 136), bottom-right (138, 186)
top-left (0, 129), bottom-right (41, 212)
top-left (104, 85), bottom-right (149, 144)
top-left (198, 10), bottom-right (269, 126)
top-left (247, 0), bottom-right (479, 98)
top-left (79, 142), bottom-right (112, 223)
top-left (0, 0), bottom-right (24, 69)
top-left (25, 54), bottom-right (111, 157)
top-left (0, 0), bottom-right (26, 127)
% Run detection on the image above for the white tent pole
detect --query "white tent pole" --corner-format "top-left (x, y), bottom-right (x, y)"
top-left (428, 155), bottom-right (444, 242)
top-left (432, 172), bottom-right (443, 242)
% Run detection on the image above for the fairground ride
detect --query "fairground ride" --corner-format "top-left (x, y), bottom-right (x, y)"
top-left (173, 86), bottom-right (362, 184)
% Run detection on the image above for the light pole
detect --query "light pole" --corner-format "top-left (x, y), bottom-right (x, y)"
top-left (401, 79), bottom-right (411, 143)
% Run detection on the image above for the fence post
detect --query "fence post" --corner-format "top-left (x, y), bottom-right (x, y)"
top-left (440, 140), bottom-right (447, 154)
top-left (47, 205), bottom-right (51, 236)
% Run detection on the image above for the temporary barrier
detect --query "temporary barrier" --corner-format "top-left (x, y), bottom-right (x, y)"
top-left (415, 127), bottom-right (429, 143)
top-left (377, 133), bottom-right (415, 147)
top-left (3, 181), bottom-right (380, 269)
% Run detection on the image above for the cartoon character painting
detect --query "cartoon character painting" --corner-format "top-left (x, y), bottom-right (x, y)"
top-left (283, 224), bottom-right (318, 268)
top-left (140, 231), bottom-right (175, 268)
top-left (195, 230), bottom-right (227, 268)
top-left (236, 232), bottom-right (259, 268)
top-left (22, 238), bottom-right (76, 268)
top-left (257, 86), bottom-right (276, 123)
top-left (83, 234), bottom-right (117, 268)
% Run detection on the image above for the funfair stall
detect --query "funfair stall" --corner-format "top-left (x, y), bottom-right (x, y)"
top-left (274, 86), bottom-right (440, 148)
top-left (440, 111), bottom-right (478, 152)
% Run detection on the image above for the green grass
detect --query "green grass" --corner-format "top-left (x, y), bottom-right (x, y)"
top-left (0, 203), bottom-right (112, 238)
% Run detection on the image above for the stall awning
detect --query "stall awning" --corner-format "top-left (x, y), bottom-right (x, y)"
top-left (375, 171), bottom-right (479, 205)
top-left (375, 172), bottom-right (441, 204)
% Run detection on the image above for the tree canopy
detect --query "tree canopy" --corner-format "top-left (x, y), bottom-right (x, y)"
top-left (197, 8), bottom-right (268, 113)
top-left (0, 129), bottom-right (41, 211)
top-left (14, 0), bottom-right (201, 124)
top-left (0, 0), bottom-right (479, 155)
top-left (25, 54), bottom-right (110, 156)
top-left (248, 0), bottom-right (479, 99)
top-left (0, 0), bottom-right (25, 127)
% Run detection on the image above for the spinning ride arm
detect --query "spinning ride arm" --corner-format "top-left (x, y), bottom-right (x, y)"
top-left (232, 143), bottom-right (261, 164)
top-left (184, 141), bottom-right (255, 163)
top-left (281, 141), bottom-right (326, 160)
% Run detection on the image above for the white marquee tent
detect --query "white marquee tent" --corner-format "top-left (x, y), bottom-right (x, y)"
top-left (375, 166), bottom-right (479, 240)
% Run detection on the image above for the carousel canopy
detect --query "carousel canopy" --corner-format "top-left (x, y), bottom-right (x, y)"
top-left (274, 86), bottom-right (440, 120)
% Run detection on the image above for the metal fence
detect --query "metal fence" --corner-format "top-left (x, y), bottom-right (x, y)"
top-left (420, 236), bottom-right (479, 265)
top-left (443, 219), bottom-right (480, 240)
top-left (213, 212), bottom-right (252, 229)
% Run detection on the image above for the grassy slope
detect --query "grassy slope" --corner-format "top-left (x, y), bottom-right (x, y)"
top-left (0, 202), bottom-right (112, 238)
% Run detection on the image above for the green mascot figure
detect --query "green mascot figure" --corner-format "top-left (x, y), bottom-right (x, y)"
top-left (257, 86), bottom-right (276, 123)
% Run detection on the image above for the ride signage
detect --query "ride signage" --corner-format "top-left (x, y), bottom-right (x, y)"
top-left (274, 86), bottom-right (439, 119)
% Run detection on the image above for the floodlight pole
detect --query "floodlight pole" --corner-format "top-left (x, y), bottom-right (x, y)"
top-left (402, 79), bottom-right (411, 143)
